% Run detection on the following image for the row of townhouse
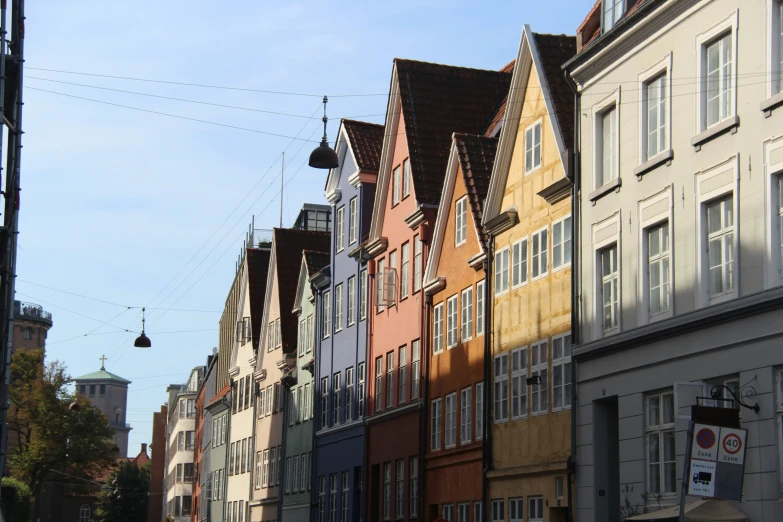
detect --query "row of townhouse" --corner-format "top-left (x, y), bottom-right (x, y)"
top-left (152, 2), bottom-right (783, 521)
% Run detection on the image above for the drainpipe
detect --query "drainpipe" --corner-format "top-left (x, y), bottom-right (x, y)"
top-left (482, 238), bottom-right (493, 522)
top-left (564, 67), bottom-right (580, 522)
top-left (278, 376), bottom-right (290, 522)
top-left (421, 288), bottom-right (432, 521)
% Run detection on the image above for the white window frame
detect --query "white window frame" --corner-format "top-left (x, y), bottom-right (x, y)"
top-left (602, 0), bottom-right (625, 32)
top-left (512, 237), bottom-right (528, 289)
top-left (551, 333), bottom-right (572, 412)
top-left (345, 367), bottom-right (354, 422)
top-left (528, 497), bottom-right (544, 522)
top-left (323, 291), bottom-right (331, 338)
top-left (386, 352), bottom-right (394, 409)
top-left (491, 499), bottom-right (504, 522)
top-left (445, 392), bottom-right (457, 449)
top-left (455, 196), bottom-right (468, 246)
top-left (401, 242), bottom-right (410, 300)
top-left (695, 12), bottom-right (738, 133)
top-left (443, 504), bottom-right (454, 522)
top-left (495, 247), bottom-right (510, 296)
top-left (461, 286), bottom-right (473, 342)
top-left (695, 156), bottom-right (739, 307)
top-left (460, 386), bottom-right (472, 445)
top-left (321, 377), bottom-right (329, 429)
top-left (509, 497), bottom-right (523, 522)
top-left (530, 340), bottom-right (548, 416)
top-left (414, 235), bottom-right (423, 293)
top-left (511, 346), bottom-right (527, 420)
top-left (431, 397), bottom-right (442, 451)
top-left (767, 0), bottom-right (783, 98)
top-left (336, 205), bottom-right (345, 252)
top-left (476, 381), bottom-right (484, 441)
top-left (307, 314), bottom-right (314, 353)
top-left (524, 118), bottom-right (543, 174)
top-left (348, 276), bottom-right (356, 326)
top-left (403, 158), bottom-right (412, 198)
top-left (409, 456), bottom-right (418, 517)
top-left (335, 283), bottom-right (343, 332)
top-left (645, 391), bottom-right (677, 496)
top-left (298, 318), bottom-right (307, 357)
top-left (392, 166), bottom-right (401, 206)
top-left (358, 362), bottom-right (366, 417)
top-left (638, 188), bottom-right (674, 325)
top-left (474, 502), bottom-right (483, 522)
top-left (395, 460), bottom-right (404, 519)
top-left (398, 345), bottom-right (407, 404)
top-left (361, 269), bottom-right (368, 320)
top-left (412, 340), bottom-right (421, 400)
top-left (349, 197), bottom-right (358, 245)
top-left (458, 503), bottom-right (470, 522)
top-left (638, 54), bottom-right (672, 164)
top-left (446, 295), bottom-right (458, 349)
top-left (531, 226), bottom-right (549, 281)
top-left (333, 372), bottom-right (341, 426)
top-left (592, 89), bottom-right (621, 190)
top-left (375, 357), bottom-right (383, 412)
top-left (476, 280), bottom-right (485, 336)
top-left (433, 303), bottom-right (444, 355)
top-left (765, 136), bottom-right (783, 288)
top-left (593, 211), bottom-right (621, 337)
top-left (493, 353), bottom-right (509, 423)
top-left (552, 216), bottom-right (572, 271)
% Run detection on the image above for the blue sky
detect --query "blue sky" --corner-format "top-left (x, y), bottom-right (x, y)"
top-left (21, 1), bottom-right (589, 456)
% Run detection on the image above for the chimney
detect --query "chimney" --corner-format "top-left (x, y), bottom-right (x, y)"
top-left (141, 443), bottom-right (148, 455)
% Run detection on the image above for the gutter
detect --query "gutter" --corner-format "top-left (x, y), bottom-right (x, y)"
top-left (419, 236), bottom-right (432, 521)
top-left (563, 65), bottom-right (580, 522)
top-left (482, 238), bottom-right (493, 522)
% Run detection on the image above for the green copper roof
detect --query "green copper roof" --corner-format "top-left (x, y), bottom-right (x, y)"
top-left (74, 368), bottom-right (131, 384)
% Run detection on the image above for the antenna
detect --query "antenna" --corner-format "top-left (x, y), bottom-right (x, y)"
top-left (280, 152), bottom-right (284, 228)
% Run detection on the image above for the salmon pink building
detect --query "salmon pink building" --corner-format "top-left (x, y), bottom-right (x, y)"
top-left (365, 59), bottom-right (510, 522)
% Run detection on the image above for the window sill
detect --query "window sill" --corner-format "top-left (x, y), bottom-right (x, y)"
top-left (525, 164), bottom-right (542, 176)
top-left (691, 115), bottom-right (740, 151)
top-left (634, 149), bottom-right (673, 178)
top-left (552, 262), bottom-right (571, 273)
top-left (761, 91), bottom-right (783, 117)
top-left (588, 177), bottom-right (622, 204)
top-left (531, 272), bottom-right (549, 283)
top-left (512, 281), bottom-right (529, 291)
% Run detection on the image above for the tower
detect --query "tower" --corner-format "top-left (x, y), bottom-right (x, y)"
top-left (12, 299), bottom-right (53, 354)
top-left (74, 356), bottom-right (132, 457)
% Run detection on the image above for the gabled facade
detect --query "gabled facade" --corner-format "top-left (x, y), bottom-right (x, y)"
top-left (281, 250), bottom-right (328, 521)
top-left (365, 58), bottom-right (511, 522)
top-left (226, 247), bottom-right (270, 522)
top-left (565, 1), bottom-right (783, 521)
top-left (422, 133), bottom-right (496, 522)
top-left (251, 228), bottom-right (329, 522)
top-left (193, 351), bottom-right (217, 522)
top-left (482, 26), bottom-right (576, 522)
top-left (313, 119), bottom-right (382, 522)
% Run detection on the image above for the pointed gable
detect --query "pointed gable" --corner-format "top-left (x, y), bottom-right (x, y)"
top-left (272, 228), bottom-right (330, 353)
top-left (454, 134), bottom-right (498, 249)
top-left (342, 120), bottom-right (384, 173)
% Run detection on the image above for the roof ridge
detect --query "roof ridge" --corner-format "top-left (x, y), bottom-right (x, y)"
top-left (341, 119), bottom-right (384, 128)
top-left (395, 57), bottom-right (515, 75)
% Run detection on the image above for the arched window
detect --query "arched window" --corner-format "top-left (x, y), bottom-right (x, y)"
top-left (79, 504), bottom-right (91, 522)
top-left (23, 328), bottom-right (32, 340)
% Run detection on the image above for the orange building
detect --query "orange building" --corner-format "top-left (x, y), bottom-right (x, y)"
top-left (365, 58), bottom-right (510, 522)
top-left (422, 134), bottom-right (498, 522)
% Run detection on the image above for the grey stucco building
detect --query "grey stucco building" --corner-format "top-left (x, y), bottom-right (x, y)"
top-left (205, 367), bottom-right (231, 522)
top-left (565, 1), bottom-right (783, 521)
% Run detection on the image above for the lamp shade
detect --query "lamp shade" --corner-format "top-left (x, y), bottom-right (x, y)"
top-left (134, 332), bottom-right (151, 348)
top-left (309, 139), bottom-right (339, 170)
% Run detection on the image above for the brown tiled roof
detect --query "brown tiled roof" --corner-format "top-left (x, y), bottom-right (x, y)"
top-left (342, 119), bottom-right (384, 172)
top-left (303, 250), bottom-right (330, 278)
top-left (246, 248), bottom-right (271, 350)
top-left (453, 134), bottom-right (498, 248)
top-left (577, 0), bottom-right (601, 35)
top-left (274, 228), bottom-right (330, 354)
top-left (533, 33), bottom-right (577, 151)
top-left (395, 59), bottom-right (512, 206)
top-left (208, 383), bottom-right (231, 406)
top-left (484, 60), bottom-right (515, 137)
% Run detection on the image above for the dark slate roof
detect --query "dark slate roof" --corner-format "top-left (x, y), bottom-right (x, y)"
top-left (274, 228), bottom-right (330, 354)
top-left (453, 134), bottom-right (498, 249)
top-left (303, 250), bottom-right (330, 278)
top-left (342, 119), bottom-right (385, 172)
top-left (395, 59), bottom-right (512, 206)
top-left (246, 247), bottom-right (271, 351)
top-left (533, 33), bottom-right (577, 151)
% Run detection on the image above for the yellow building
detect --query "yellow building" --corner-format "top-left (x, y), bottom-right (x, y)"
top-left (482, 26), bottom-right (576, 522)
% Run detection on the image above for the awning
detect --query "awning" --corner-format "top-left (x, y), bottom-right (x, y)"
top-left (625, 499), bottom-right (749, 522)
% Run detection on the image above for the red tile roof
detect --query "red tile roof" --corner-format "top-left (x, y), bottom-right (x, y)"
top-left (453, 134), bottom-right (498, 248)
top-left (342, 119), bottom-right (385, 172)
top-left (484, 60), bottom-right (515, 137)
top-left (578, 0), bottom-right (648, 52)
top-left (208, 383), bottom-right (231, 406)
top-left (533, 33), bottom-right (577, 151)
top-left (247, 248), bottom-right (271, 350)
top-left (274, 228), bottom-right (330, 353)
top-left (394, 59), bottom-right (512, 206)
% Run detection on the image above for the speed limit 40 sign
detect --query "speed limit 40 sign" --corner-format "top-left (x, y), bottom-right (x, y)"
top-left (718, 427), bottom-right (746, 465)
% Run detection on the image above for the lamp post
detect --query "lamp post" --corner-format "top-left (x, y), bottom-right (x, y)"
top-left (308, 96), bottom-right (339, 170)
top-left (133, 307), bottom-right (151, 348)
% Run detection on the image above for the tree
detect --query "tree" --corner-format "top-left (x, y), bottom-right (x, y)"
top-left (95, 460), bottom-right (150, 522)
top-left (6, 349), bottom-right (118, 505)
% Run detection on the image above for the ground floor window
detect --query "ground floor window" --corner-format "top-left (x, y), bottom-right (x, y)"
top-left (528, 497), bottom-right (543, 522)
top-left (646, 390), bottom-right (676, 495)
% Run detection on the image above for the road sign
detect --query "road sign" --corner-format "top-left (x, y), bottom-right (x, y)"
top-left (718, 427), bottom-right (746, 465)
top-left (691, 424), bottom-right (718, 461)
top-left (688, 459), bottom-right (716, 497)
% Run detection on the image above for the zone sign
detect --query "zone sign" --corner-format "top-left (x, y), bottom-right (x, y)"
top-left (691, 424), bottom-right (718, 461)
top-left (718, 427), bottom-right (746, 465)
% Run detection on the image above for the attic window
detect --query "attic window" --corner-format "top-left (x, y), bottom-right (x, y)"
top-left (603, 0), bottom-right (625, 33)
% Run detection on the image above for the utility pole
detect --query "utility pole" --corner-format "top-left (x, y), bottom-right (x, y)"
top-left (0, 2), bottom-right (26, 513)
top-left (280, 152), bottom-right (284, 228)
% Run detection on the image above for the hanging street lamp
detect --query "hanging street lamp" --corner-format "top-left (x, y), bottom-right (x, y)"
top-left (308, 96), bottom-right (339, 170)
top-left (134, 307), bottom-right (151, 348)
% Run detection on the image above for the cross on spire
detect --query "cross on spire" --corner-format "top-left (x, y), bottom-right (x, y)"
top-left (99, 354), bottom-right (107, 370)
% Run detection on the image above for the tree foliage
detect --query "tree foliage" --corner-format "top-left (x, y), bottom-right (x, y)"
top-left (95, 460), bottom-right (150, 522)
top-left (1, 476), bottom-right (32, 522)
top-left (6, 348), bottom-right (118, 499)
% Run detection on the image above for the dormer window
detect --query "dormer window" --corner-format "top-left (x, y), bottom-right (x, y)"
top-left (603, 0), bottom-right (625, 32)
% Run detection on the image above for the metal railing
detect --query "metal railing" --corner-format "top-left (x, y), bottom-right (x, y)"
top-left (14, 300), bottom-right (52, 324)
